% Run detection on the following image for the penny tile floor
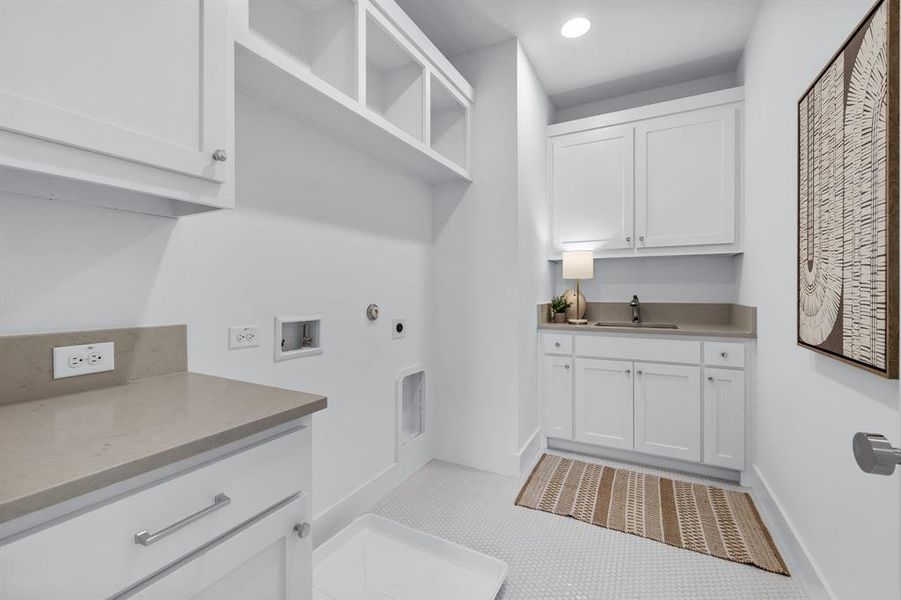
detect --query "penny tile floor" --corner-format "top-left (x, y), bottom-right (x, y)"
top-left (370, 455), bottom-right (807, 600)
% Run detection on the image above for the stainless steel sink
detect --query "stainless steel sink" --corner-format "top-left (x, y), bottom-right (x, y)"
top-left (594, 322), bottom-right (679, 329)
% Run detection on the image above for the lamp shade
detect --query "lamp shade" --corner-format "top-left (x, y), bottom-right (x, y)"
top-left (562, 250), bottom-right (594, 280)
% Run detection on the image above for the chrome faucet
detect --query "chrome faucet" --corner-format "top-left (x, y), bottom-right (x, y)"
top-left (630, 295), bottom-right (641, 323)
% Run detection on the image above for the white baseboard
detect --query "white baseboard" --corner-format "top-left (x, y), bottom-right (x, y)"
top-left (432, 434), bottom-right (520, 476)
top-left (312, 436), bottom-right (432, 548)
top-left (548, 438), bottom-right (741, 482)
top-left (744, 465), bottom-right (833, 600)
top-left (516, 428), bottom-right (542, 475)
top-left (432, 428), bottom-right (544, 478)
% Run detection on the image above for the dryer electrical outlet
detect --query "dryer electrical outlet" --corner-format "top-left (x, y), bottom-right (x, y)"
top-left (392, 319), bottom-right (406, 339)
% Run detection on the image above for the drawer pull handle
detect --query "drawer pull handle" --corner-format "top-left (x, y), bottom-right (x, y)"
top-left (134, 493), bottom-right (231, 546)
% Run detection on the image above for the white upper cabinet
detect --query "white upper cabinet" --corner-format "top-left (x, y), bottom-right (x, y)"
top-left (635, 105), bottom-right (737, 249)
top-left (547, 88), bottom-right (743, 259)
top-left (550, 126), bottom-right (634, 252)
top-left (232, 0), bottom-right (473, 183)
top-left (0, 0), bottom-right (234, 217)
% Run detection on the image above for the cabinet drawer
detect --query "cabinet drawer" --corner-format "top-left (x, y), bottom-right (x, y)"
top-left (575, 335), bottom-right (700, 364)
top-left (703, 341), bottom-right (745, 368)
top-left (1, 427), bottom-right (310, 600)
top-left (543, 333), bottom-right (573, 355)
top-left (127, 493), bottom-right (310, 600)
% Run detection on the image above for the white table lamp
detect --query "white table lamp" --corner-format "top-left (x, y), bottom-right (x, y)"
top-left (562, 251), bottom-right (594, 324)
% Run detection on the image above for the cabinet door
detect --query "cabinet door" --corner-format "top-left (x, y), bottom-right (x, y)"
top-left (634, 362), bottom-right (701, 462)
top-left (0, 0), bottom-right (230, 182)
top-left (574, 358), bottom-right (634, 449)
top-left (550, 125), bottom-right (634, 252)
top-left (543, 355), bottom-right (573, 440)
top-left (703, 368), bottom-right (745, 470)
top-left (635, 105), bottom-right (737, 248)
top-left (129, 494), bottom-right (311, 600)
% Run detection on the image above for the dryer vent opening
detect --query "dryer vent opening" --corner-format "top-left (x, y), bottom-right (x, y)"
top-left (399, 369), bottom-right (424, 446)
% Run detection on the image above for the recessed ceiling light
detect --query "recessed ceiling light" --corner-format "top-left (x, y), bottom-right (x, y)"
top-left (561, 17), bottom-right (591, 39)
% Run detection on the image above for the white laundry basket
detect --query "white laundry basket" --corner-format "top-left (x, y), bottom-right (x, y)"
top-left (313, 514), bottom-right (507, 599)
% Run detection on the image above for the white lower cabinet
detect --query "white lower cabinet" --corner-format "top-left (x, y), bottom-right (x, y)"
top-left (131, 493), bottom-right (310, 600)
top-left (703, 367), bottom-right (746, 469)
top-left (574, 358), bottom-right (633, 449)
top-left (543, 355), bottom-right (573, 440)
top-left (541, 332), bottom-right (748, 473)
top-left (1, 427), bottom-right (313, 600)
top-left (634, 362), bottom-right (701, 462)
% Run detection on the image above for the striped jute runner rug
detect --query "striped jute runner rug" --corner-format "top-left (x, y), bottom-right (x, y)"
top-left (515, 454), bottom-right (789, 575)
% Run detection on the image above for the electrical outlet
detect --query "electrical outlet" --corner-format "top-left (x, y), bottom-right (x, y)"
top-left (53, 342), bottom-right (115, 379)
top-left (229, 325), bottom-right (260, 349)
top-left (392, 319), bottom-right (406, 340)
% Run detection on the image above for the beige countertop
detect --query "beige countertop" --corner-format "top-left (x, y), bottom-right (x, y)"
top-left (537, 302), bottom-right (757, 339)
top-left (538, 321), bottom-right (755, 338)
top-left (0, 372), bottom-right (327, 523)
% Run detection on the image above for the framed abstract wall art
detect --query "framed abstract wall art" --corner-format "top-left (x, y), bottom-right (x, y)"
top-left (798, 0), bottom-right (899, 378)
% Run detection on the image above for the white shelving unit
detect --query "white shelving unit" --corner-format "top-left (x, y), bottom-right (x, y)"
top-left (232, 0), bottom-right (473, 183)
top-left (365, 11), bottom-right (424, 141)
top-left (248, 0), bottom-right (357, 99)
top-left (429, 73), bottom-right (468, 168)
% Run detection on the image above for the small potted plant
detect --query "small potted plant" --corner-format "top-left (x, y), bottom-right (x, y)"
top-left (550, 295), bottom-right (571, 323)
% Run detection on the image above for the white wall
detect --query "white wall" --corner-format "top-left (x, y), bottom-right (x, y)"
top-left (430, 39), bottom-right (553, 475)
top-left (554, 255), bottom-right (739, 304)
top-left (516, 43), bottom-right (554, 451)
top-left (431, 39), bottom-right (521, 475)
top-left (739, 2), bottom-right (899, 598)
top-left (0, 93), bottom-right (434, 534)
top-left (553, 72), bottom-right (739, 123)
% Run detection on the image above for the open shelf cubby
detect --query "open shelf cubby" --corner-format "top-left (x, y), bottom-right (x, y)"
top-left (249, 0), bottom-right (356, 99)
top-left (429, 74), bottom-right (467, 169)
top-left (365, 13), bottom-right (424, 141)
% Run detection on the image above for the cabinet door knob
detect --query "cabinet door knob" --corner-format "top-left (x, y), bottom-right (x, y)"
top-left (555, 342), bottom-right (561, 347)
top-left (639, 235), bottom-right (645, 242)
top-left (721, 351), bottom-right (728, 358)
top-left (212, 149), bottom-right (229, 162)
top-left (708, 376), bottom-right (715, 382)
top-left (626, 236), bottom-right (632, 243)
top-left (625, 369), bottom-right (631, 375)
top-left (294, 522), bottom-right (311, 539)
top-left (636, 370), bottom-right (643, 375)
top-left (564, 364), bottom-right (570, 370)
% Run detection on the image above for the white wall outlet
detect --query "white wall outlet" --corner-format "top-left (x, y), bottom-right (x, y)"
top-left (229, 325), bottom-right (260, 349)
top-left (52, 342), bottom-right (115, 379)
top-left (392, 319), bottom-right (406, 340)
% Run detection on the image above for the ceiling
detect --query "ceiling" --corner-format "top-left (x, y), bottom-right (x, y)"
top-left (395, 0), bottom-right (761, 109)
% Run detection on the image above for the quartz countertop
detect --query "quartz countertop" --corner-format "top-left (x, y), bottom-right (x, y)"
top-left (538, 321), bottom-right (755, 338)
top-left (0, 372), bottom-right (327, 523)
top-left (537, 302), bottom-right (757, 339)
